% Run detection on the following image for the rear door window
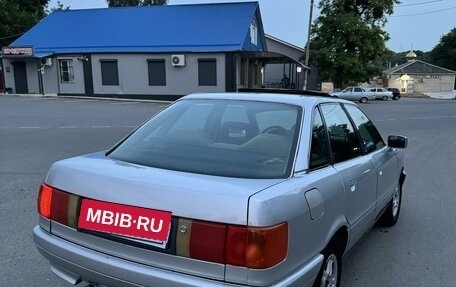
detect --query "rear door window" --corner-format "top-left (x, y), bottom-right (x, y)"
top-left (309, 108), bottom-right (330, 169)
top-left (344, 104), bottom-right (385, 153)
top-left (320, 104), bottom-right (363, 163)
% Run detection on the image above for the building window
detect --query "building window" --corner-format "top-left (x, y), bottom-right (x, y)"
top-left (147, 59), bottom-right (166, 86)
top-left (198, 59), bottom-right (217, 86)
top-left (100, 59), bottom-right (119, 86)
top-left (59, 59), bottom-right (74, 83)
top-left (250, 21), bottom-right (258, 46)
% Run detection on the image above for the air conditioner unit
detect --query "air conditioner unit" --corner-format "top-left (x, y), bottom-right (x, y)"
top-left (171, 55), bottom-right (185, 67)
top-left (40, 58), bottom-right (52, 66)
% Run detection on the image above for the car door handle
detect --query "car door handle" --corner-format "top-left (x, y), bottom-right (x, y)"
top-left (376, 162), bottom-right (384, 176)
top-left (347, 177), bottom-right (356, 192)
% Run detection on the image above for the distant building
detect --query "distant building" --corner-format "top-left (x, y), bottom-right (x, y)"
top-left (1, 2), bottom-right (307, 100)
top-left (384, 50), bottom-right (456, 94)
top-left (263, 35), bottom-right (310, 90)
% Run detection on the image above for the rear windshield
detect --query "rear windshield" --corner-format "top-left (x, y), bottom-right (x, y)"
top-left (108, 99), bottom-right (302, 179)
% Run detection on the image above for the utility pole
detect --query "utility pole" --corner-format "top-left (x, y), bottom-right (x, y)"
top-left (303, 0), bottom-right (314, 90)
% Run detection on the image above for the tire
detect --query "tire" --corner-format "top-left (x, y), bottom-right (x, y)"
top-left (393, 95), bottom-right (400, 100)
top-left (360, 97), bottom-right (368, 103)
top-left (382, 96), bottom-right (388, 101)
top-left (378, 183), bottom-right (402, 227)
top-left (313, 250), bottom-right (342, 287)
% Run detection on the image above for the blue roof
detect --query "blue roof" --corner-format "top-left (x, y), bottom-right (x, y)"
top-left (11, 2), bottom-right (266, 56)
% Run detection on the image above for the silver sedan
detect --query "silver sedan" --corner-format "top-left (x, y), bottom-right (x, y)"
top-left (330, 87), bottom-right (376, 103)
top-left (34, 92), bottom-right (407, 287)
top-left (368, 88), bottom-right (394, 101)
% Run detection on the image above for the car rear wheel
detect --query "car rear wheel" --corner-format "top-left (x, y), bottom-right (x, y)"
top-left (382, 96), bottom-right (388, 101)
top-left (359, 97), bottom-right (368, 104)
top-left (314, 250), bottom-right (341, 287)
top-left (379, 183), bottom-right (402, 226)
top-left (393, 95), bottom-right (400, 100)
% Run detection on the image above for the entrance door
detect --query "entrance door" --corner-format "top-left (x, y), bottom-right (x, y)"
top-left (13, 62), bottom-right (28, 94)
top-left (0, 68), bottom-right (5, 92)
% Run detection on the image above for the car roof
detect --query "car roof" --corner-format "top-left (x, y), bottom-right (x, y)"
top-left (181, 92), bottom-right (349, 107)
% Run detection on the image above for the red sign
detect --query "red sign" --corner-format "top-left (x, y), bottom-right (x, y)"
top-left (2, 46), bottom-right (34, 57)
top-left (78, 199), bottom-right (172, 243)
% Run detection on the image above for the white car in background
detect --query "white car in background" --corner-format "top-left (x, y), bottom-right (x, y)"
top-left (330, 87), bottom-right (375, 103)
top-left (368, 88), bottom-right (394, 101)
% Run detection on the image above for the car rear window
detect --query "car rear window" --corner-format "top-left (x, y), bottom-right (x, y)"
top-left (108, 99), bottom-right (302, 179)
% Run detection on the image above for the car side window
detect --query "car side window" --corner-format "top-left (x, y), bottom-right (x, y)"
top-left (309, 108), bottom-right (330, 169)
top-left (320, 104), bottom-right (363, 163)
top-left (345, 104), bottom-right (385, 153)
top-left (354, 88), bottom-right (363, 92)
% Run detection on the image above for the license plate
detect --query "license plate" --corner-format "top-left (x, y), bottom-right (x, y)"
top-left (78, 199), bottom-right (172, 246)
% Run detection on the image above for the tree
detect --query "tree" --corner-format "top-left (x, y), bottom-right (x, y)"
top-left (385, 49), bottom-right (431, 67)
top-left (309, 0), bottom-right (399, 88)
top-left (0, 0), bottom-right (49, 47)
top-left (430, 28), bottom-right (456, 73)
top-left (106, 0), bottom-right (167, 7)
top-left (46, 0), bottom-right (70, 13)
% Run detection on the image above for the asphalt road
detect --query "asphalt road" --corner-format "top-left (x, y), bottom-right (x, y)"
top-left (0, 95), bottom-right (455, 287)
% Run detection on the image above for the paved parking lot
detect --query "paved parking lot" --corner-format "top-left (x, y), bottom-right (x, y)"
top-left (0, 95), bottom-right (455, 287)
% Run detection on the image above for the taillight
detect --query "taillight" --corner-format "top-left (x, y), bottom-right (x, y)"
top-left (176, 218), bottom-right (288, 269)
top-left (37, 183), bottom-right (80, 227)
top-left (190, 221), bottom-right (226, 263)
top-left (225, 226), bottom-right (247, 266)
top-left (245, 223), bottom-right (288, 268)
top-left (38, 184), bottom-right (53, 218)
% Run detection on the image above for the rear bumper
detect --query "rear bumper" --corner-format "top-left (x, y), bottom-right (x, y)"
top-left (33, 226), bottom-right (321, 287)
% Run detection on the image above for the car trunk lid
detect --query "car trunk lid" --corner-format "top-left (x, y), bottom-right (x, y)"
top-left (45, 152), bottom-right (283, 225)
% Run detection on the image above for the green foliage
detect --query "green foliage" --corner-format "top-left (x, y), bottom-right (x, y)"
top-left (46, 0), bottom-right (70, 13)
top-left (309, 0), bottom-right (399, 87)
top-left (0, 0), bottom-right (49, 47)
top-left (107, 0), bottom-right (167, 7)
top-left (385, 49), bottom-right (431, 67)
top-left (430, 28), bottom-right (456, 72)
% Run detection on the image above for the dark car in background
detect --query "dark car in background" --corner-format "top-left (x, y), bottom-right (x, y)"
top-left (387, 88), bottom-right (401, 100)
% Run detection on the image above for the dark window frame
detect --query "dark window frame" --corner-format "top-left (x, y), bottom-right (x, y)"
top-left (320, 103), bottom-right (363, 164)
top-left (309, 106), bottom-right (331, 170)
top-left (343, 104), bottom-right (385, 154)
top-left (147, 59), bottom-right (166, 86)
top-left (250, 20), bottom-right (258, 46)
top-left (100, 59), bottom-right (119, 86)
top-left (59, 59), bottom-right (74, 83)
top-left (198, 58), bottom-right (217, 86)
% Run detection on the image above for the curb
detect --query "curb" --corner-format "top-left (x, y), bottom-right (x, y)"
top-left (1, 93), bottom-right (173, 104)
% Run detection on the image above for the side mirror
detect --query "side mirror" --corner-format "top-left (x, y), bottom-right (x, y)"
top-left (388, 135), bottom-right (408, 149)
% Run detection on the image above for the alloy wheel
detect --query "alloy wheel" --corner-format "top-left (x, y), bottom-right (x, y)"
top-left (321, 254), bottom-right (338, 287)
top-left (392, 184), bottom-right (401, 218)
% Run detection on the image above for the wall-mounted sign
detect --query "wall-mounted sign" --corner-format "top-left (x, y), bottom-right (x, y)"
top-left (2, 46), bottom-right (34, 57)
top-left (410, 74), bottom-right (441, 80)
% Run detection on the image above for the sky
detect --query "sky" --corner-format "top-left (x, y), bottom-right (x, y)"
top-left (48, 0), bottom-right (456, 52)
